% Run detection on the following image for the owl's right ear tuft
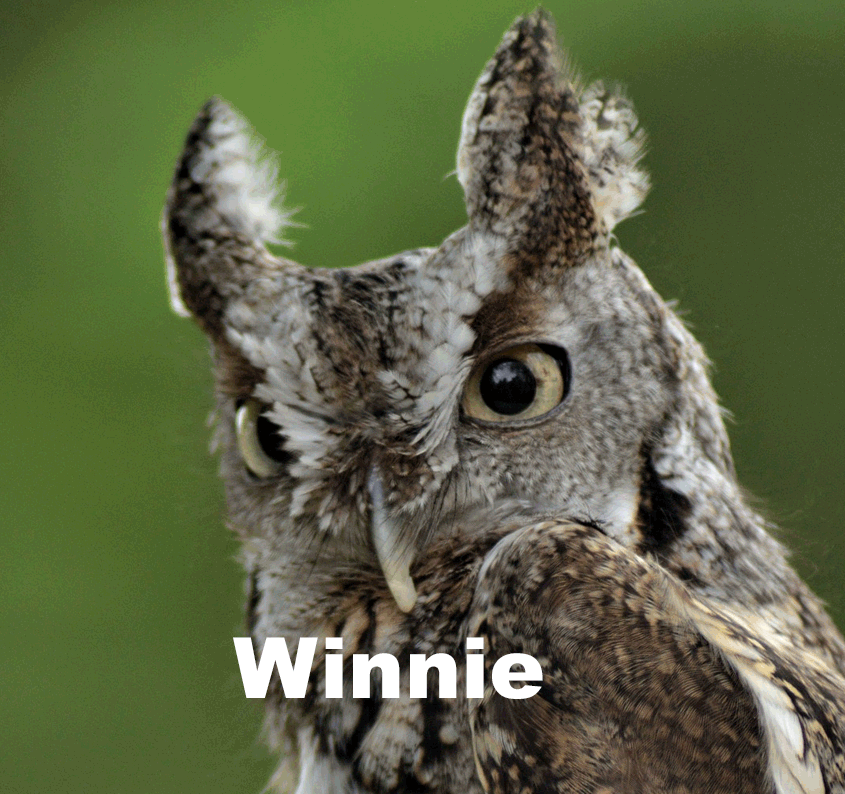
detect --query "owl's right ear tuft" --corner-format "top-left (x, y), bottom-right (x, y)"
top-left (162, 98), bottom-right (298, 338)
top-left (455, 10), bottom-right (649, 274)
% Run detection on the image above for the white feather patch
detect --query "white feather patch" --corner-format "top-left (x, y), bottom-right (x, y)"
top-left (579, 81), bottom-right (650, 231)
top-left (678, 597), bottom-right (825, 794)
top-left (163, 224), bottom-right (191, 317)
top-left (194, 98), bottom-right (296, 246)
top-left (293, 728), bottom-right (350, 794)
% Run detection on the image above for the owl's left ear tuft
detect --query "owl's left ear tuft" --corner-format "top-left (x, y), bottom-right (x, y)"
top-left (579, 81), bottom-right (649, 231)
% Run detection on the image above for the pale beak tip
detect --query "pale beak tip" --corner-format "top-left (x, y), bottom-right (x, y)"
top-left (368, 466), bottom-right (419, 613)
top-left (388, 576), bottom-right (418, 613)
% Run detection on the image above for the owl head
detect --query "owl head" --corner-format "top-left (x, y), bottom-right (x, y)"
top-left (163, 12), bottom-right (741, 615)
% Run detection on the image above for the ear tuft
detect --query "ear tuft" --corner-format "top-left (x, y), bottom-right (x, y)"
top-left (579, 82), bottom-right (649, 230)
top-left (455, 9), bottom-right (651, 269)
top-left (187, 97), bottom-right (296, 247)
top-left (456, 10), bottom-right (599, 263)
top-left (163, 98), bottom-right (303, 337)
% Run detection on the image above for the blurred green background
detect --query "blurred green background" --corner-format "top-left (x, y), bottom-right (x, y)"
top-left (2, 0), bottom-right (844, 791)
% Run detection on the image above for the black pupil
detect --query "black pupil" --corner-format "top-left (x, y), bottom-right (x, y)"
top-left (256, 412), bottom-right (293, 464)
top-left (479, 358), bottom-right (536, 415)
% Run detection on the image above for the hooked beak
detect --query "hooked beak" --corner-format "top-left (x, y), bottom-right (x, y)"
top-left (367, 467), bottom-right (418, 613)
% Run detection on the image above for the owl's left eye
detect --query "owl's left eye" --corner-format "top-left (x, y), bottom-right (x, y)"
top-left (235, 399), bottom-right (292, 478)
top-left (462, 343), bottom-right (570, 423)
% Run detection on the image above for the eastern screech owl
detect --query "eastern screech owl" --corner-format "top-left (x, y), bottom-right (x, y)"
top-left (163, 10), bottom-right (845, 794)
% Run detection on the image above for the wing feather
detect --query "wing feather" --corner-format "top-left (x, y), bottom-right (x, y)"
top-left (467, 521), bottom-right (845, 794)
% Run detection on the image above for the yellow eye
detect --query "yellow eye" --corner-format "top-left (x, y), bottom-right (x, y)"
top-left (462, 344), bottom-right (570, 423)
top-left (235, 399), bottom-right (291, 478)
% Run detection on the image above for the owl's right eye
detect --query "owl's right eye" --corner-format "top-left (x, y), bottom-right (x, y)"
top-left (462, 343), bottom-right (570, 423)
top-left (235, 399), bottom-right (291, 478)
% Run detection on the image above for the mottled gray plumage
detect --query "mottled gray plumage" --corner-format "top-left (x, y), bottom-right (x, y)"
top-left (163, 10), bottom-right (845, 793)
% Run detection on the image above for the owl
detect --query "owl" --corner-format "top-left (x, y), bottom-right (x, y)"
top-left (163, 10), bottom-right (845, 794)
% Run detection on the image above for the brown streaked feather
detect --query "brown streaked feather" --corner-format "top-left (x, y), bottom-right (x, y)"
top-left (456, 10), bottom-right (599, 266)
